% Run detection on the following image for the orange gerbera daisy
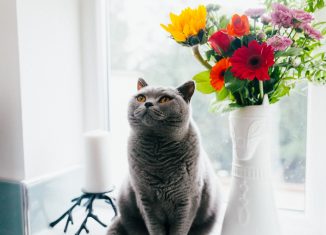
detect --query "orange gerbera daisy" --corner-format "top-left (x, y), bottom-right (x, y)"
top-left (210, 58), bottom-right (232, 91)
top-left (227, 14), bottom-right (250, 37)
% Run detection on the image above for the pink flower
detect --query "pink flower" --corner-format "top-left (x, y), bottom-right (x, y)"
top-left (267, 35), bottom-right (293, 51)
top-left (244, 8), bottom-right (266, 19)
top-left (292, 9), bottom-right (314, 25)
top-left (271, 3), bottom-right (315, 29)
top-left (301, 24), bottom-right (323, 40)
top-left (271, 3), bottom-right (293, 28)
top-left (261, 14), bottom-right (272, 25)
top-left (257, 31), bottom-right (267, 41)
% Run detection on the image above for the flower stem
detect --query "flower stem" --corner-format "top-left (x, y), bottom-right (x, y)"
top-left (239, 91), bottom-right (245, 105)
top-left (301, 37), bottom-right (308, 48)
top-left (259, 80), bottom-right (264, 102)
top-left (254, 19), bottom-right (257, 38)
top-left (191, 45), bottom-right (212, 70)
top-left (288, 28), bottom-right (294, 38)
top-left (273, 66), bottom-right (289, 93)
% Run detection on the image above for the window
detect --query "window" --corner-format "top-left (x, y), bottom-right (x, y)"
top-left (107, 0), bottom-right (326, 234)
top-left (109, 0), bottom-right (307, 208)
top-left (274, 82), bottom-right (307, 211)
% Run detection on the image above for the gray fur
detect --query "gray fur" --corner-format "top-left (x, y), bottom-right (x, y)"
top-left (108, 80), bottom-right (222, 235)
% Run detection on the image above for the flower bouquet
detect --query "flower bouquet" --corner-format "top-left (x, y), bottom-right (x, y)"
top-left (161, 2), bottom-right (326, 234)
top-left (161, 1), bottom-right (326, 112)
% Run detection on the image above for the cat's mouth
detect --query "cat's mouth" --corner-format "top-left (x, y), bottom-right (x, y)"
top-left (134, 107), bottom-right (166, 122)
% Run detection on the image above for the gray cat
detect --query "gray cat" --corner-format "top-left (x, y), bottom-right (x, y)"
top-left (107, 79), bottom-right (222, 235)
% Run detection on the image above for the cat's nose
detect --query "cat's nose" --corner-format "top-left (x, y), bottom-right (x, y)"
top-left (144, 102), bottom-right (153, 108)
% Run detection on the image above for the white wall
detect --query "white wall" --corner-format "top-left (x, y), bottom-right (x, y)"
top-left (0, 0), bottom-right (110, 182)
top-left (0, 0), bottom-right (25, 180)
top-left (16, 0), bottom-right (84, 180)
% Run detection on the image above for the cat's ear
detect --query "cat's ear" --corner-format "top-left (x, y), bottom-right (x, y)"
top-left (137, 78), bottom-right (148, 91)
top-left (177, 81), bottom-right (195, 103)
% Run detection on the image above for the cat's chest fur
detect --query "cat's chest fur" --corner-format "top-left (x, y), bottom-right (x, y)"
top-left (128, 127), bottom-right (202, 202)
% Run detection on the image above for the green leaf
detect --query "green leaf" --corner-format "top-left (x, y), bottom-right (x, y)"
top-left (192, 71), bottom-right (215, 94)
top-left (322, 28), bottom-right (326, 36)
top-left (216, 87), bottom-right (229, 101)
top-left (188, 36), bottom-right (200, 46)
top-left (224, 38), bottom-right (242, 57)
top-left (277, 48), bottom-right (303, 57)
top-left (317, 0), bottom-right (325, 9)
top-left (242, 34), bottom-right (256, 46)
top-left (305, 0), bottom-right (325, 12)
top-left (243, 87), bottom-right (249, 99)
top-left (208, 26), bottom-right (217, 36)
top-left (205, 50), bottom-right (215, 61)
top-left (218, 15), bottom-right (229, 29)
top-left (270, 81), bottom-right (292, 104)
top-left (224, 69), bottom-right (247, 93)
top-left (312, 21), bottom-right (326, 27)
top-left (230, 38), bottom-right (242, 51)
top-left (209, 100), bottom-right (240, 113)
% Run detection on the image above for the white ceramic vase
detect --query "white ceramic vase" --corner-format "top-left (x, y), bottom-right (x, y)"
top-left (221, 97), bottom-right (281, 235)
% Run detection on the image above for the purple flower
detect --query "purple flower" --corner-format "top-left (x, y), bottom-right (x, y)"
top-left (267, 35), bottom-right (293, 51)
top-left (292, 9), bottom-right (314, 27)
top-left (244, 8), bottom-right (266, 19)
top-left (301, 24), bottom-right (323, 40)
top-left (271, 3), bottom-right (293, 28)
top-left (261, 14), bottom-right (272, 25)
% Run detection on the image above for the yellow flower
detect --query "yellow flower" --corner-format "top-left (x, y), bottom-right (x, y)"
top-left (161, 5), bottom-right (207, 43)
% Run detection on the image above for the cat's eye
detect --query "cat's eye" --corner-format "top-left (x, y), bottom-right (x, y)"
top-left (159, 96), bottom-right (172, 104)
top-left (136, 95), bottom-right (146, 102)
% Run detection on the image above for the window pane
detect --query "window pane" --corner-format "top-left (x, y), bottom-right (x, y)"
top-left (109, 0), bottom-right (306, 211)
top-left (274, 83), bottom-right (307, 211)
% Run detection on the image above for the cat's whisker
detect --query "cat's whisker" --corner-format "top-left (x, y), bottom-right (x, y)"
top-left (134, 108), bottom-right (147, 119)
top-left (134, 108), bottom-right (144, 115)
top-left (150, 108), bottom-right (165, 117)
top-left (166, 118), bottom-right (183, 124)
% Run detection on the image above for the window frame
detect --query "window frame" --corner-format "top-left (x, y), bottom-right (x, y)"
top-left (80, 0), bottom-right (111, 132)
top-left (280, 8), bottom-right (326, 234)
top-left (277, 84), bottom-right (326, 235)
top-left (303, 83), bottom-right (326, 235)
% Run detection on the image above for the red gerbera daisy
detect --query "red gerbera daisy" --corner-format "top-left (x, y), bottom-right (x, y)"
top-left (230, 40), bottom-right (274, 81)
